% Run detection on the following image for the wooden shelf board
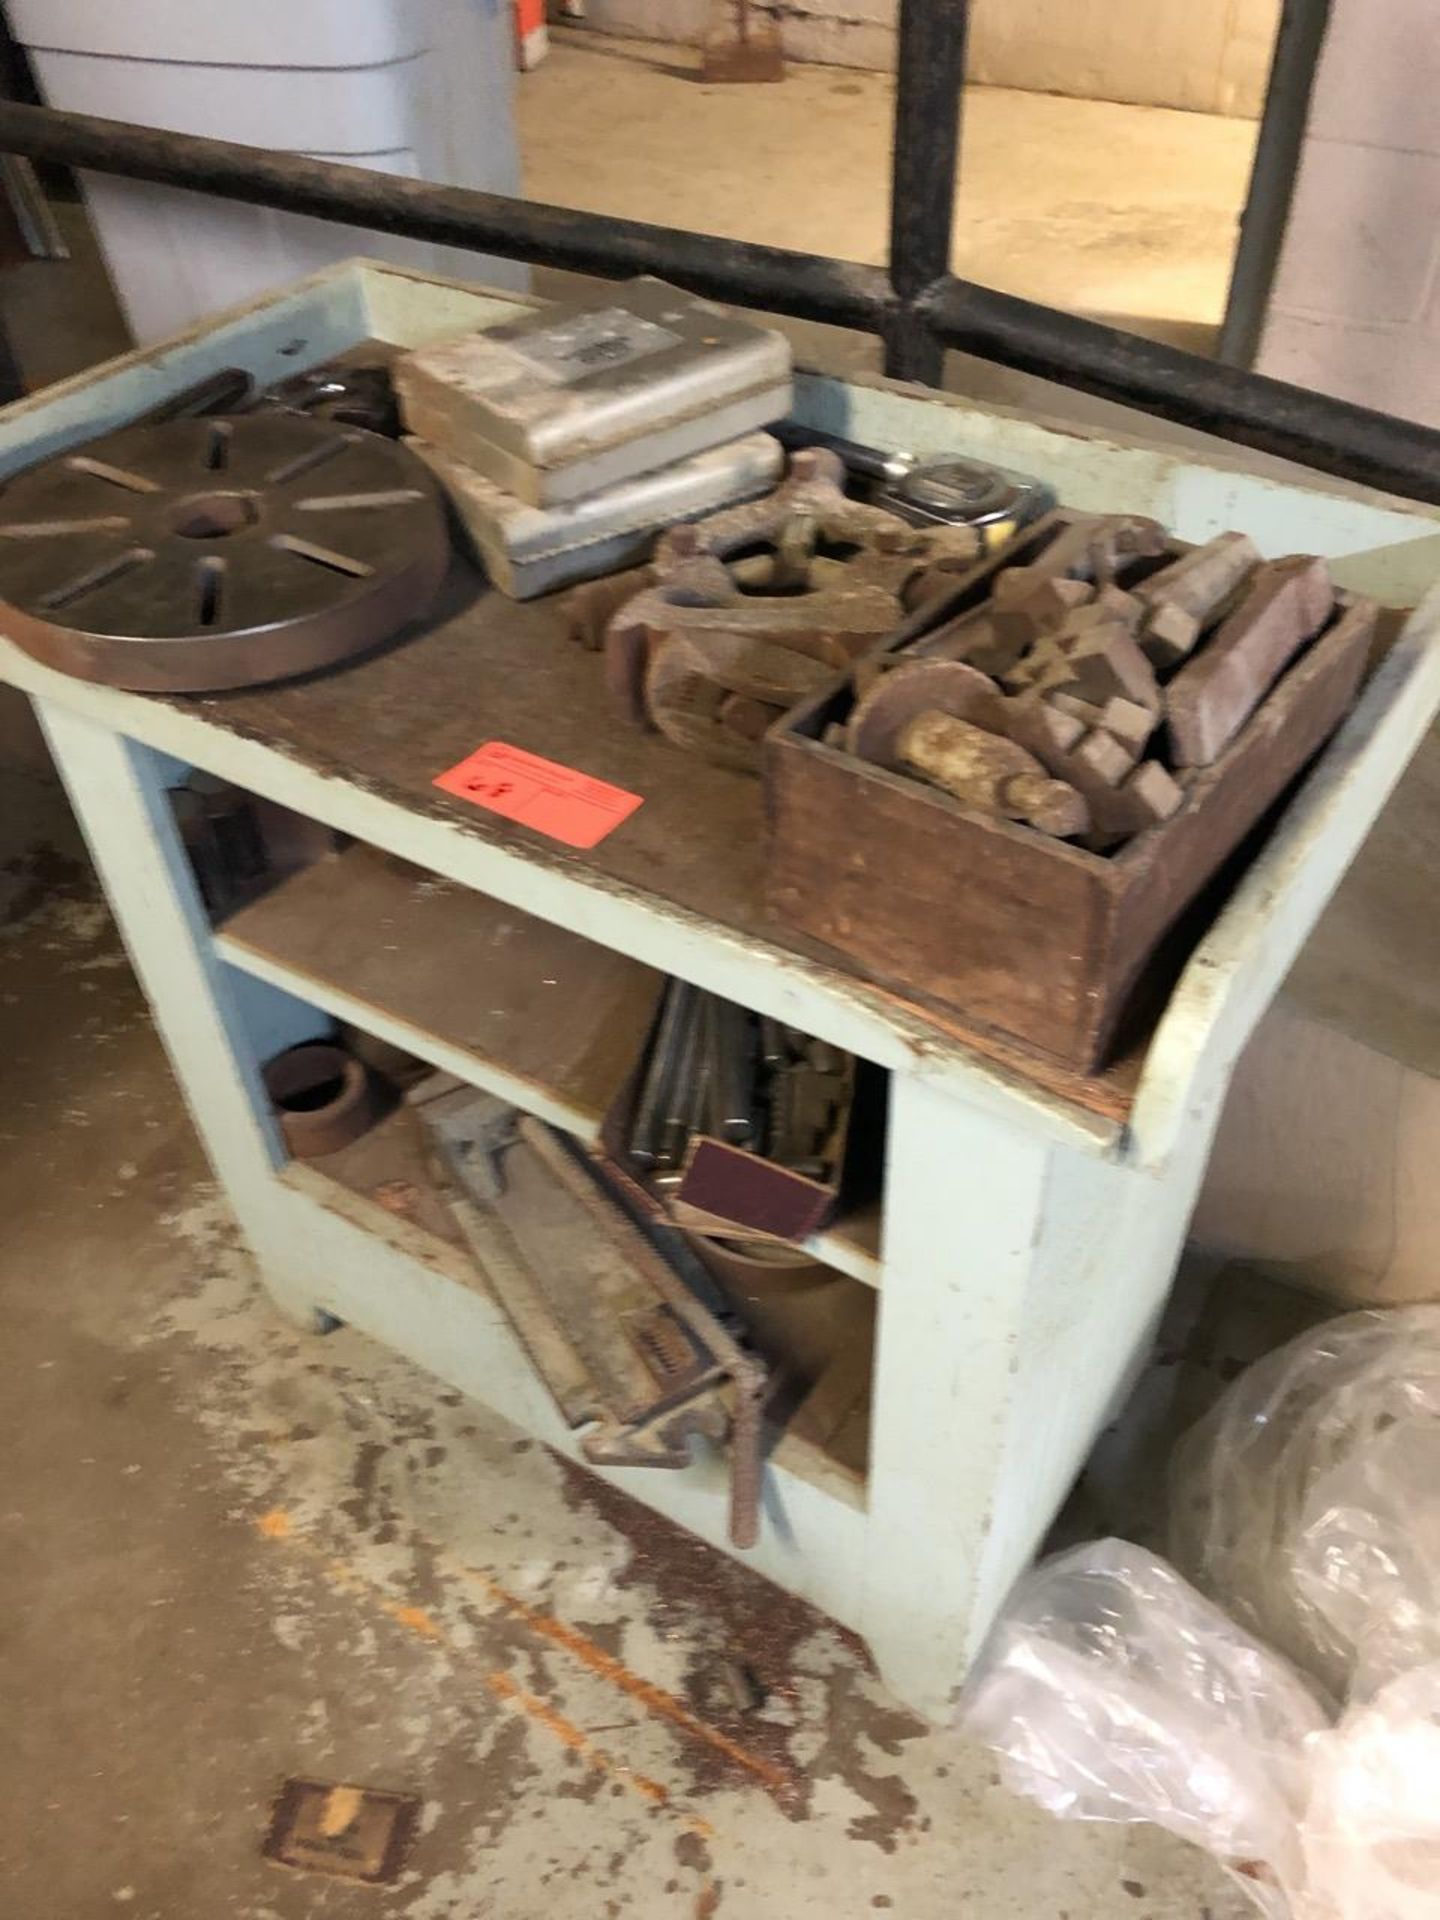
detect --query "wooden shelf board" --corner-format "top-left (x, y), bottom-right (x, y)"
top-left (808, 1200), bottom-right (881, 1288)
top-left (292, 1104), bottom-right (868, 1505)
top-left (219, 839), bottom-right (886, 1282)
top-left (217, 841), bottom-right (665, 1141)
top-left (298, 1097), bottom-right (466, 1249)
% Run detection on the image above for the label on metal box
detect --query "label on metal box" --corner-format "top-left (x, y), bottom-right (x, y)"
top-left (504, 308), bottom-right (681, 386)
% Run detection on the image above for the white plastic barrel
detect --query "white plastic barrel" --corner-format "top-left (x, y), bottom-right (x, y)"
top-left (5, 0), bottom-right (526, 342)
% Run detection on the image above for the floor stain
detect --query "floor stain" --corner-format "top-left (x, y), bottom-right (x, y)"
top-left (462, 1564), bottom-right (796, 1805)
top-left (259, 1512), bottom-right (706, 1832)
top-left (556, 1461), bottom-right (928, 1844)
top-left (0, 839), bottom-right (87, 929)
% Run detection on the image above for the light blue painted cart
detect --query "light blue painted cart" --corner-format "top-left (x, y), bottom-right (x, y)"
top-left (6, 261), bottom-right (1439, 1721)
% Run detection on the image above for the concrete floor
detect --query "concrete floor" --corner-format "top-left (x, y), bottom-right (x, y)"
top-left (519, 34), bottom-right (1259, 350)
top-left (0, 781), bottom-right (1254, 1917)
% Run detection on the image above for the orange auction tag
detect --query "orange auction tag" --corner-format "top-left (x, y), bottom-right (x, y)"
top-left (433, 740), bottom-right (644, 850)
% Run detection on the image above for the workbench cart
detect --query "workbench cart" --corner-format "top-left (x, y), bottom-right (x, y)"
top-left (6, 261), bottom-right (1439, 1723)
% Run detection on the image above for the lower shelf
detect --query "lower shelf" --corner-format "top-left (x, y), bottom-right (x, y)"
top-left (295, 1102), bottom-right (873, 1509)
top-left (218, 841), bottom-right (885, 1288)
top-left (270, 1152), bottom-right (873, 1631)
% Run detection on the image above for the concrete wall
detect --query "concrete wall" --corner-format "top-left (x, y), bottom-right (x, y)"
top-left (970, 0), bottom-right (1279, 116)
top-left (1254, 0), bottom-right (1440, 426)
top-left (572, 0), bottom-right (1282, 116)
top-left (1194, 1001), bottom-right (1440, 1308)
top-left (1193, 711), bottom-right (1440, 1309)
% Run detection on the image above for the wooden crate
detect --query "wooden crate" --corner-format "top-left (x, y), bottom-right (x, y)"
top-left (764, 590), bottom-right (1378, 1072)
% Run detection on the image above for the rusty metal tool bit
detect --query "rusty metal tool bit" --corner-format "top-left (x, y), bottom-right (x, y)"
top-left (1165, 554), bottom-right (1333, 767)
top-left (895, 711), bottom-right (1090, 836)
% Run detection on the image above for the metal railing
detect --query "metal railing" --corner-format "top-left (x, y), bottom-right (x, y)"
top-left (2, 0), bottom-right (1436, 503)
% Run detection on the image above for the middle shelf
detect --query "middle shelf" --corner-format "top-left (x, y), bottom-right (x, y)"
top-left (214, 839), bottom-right (884, 1288)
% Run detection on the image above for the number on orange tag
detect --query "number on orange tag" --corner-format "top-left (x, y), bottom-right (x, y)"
top-left (433, 741), bottom-right (644, 850)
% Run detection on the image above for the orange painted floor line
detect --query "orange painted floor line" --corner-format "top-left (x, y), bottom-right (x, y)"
top-left (254, 1508), bottom-right (756, 1829)
top-left (485, 1670), bottom-right (674, 1809)
top-left (463, 1566), bottom-right (795, 1802)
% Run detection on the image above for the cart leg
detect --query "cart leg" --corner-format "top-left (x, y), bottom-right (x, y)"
top-left (35, 700), bottom-right (329, 1330)
top-left (860, 1074), bottom-right (1215, 1722)
top-left (859, 1075), bottom-right (1055, 1720)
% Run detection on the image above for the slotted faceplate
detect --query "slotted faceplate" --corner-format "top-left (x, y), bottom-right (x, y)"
top-left (0, 412), bottom-right (450, 690)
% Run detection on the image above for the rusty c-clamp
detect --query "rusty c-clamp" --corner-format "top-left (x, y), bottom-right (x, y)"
top-left (604, 449), bottom-right (989, 770)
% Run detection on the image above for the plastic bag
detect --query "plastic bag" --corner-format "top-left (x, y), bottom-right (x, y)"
top-left (1169, 1306), bottom-right (1440, 1702)
top-left (962, 1539), bottom-right (1327, 1915)
top-left (1301, 1661), bottom-right (1440, 1920)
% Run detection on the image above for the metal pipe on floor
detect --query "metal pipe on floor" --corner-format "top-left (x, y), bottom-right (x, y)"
top-left (885, 0), bottom-right (969, 385)
top-left (5, 97), bottom-right (1440, 504)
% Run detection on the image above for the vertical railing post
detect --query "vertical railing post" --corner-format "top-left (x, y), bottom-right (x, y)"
top-left (884, 0), bottom-right (969, 386)
top-left (1218, 0), bottom-right (1332, 368)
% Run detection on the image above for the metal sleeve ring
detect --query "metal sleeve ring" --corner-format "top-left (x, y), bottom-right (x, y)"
top-left (263, 1043), bottom-right (378, 1160)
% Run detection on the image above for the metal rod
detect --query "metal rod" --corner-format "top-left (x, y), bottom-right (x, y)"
top-left (885, 0), bottom-right (969, 385)
top-left (0, 99), bottom-right (888, 336)
top-left (919, 275), bottom-right (1440, 504)
top-left (629, 978), bottom-right (692, 1170)
top-left (1218, 0), bottom-right (1333, 369)
top-left (5, 98), bottom-right (1440, 503)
